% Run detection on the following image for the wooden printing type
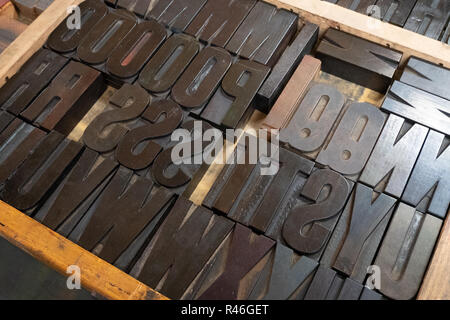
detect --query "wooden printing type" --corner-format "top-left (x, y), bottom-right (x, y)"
top-left (0, 49), bottom-right (68, 115)
top-left (404, 0), bottom-right (449, 40)
top-left (116, 0), bottom-right (152, 17)
top-left (255, 23), bottom-right (319, 112)
top-left (381, 81), bottom-right (450, 136)
top-left (374, 203), bottom-right (442, 300)
top-left (315, 29), bottom-right (402, 92)
top-left (226, 1), bottom-right (298, 67)
top-left (402, 130), bottom-right (450, 219)
top-left (320, 183), bottom-right (397, 282)
top-left (325, 0), bottom-right (377, 14)
top-left (0, 111), bottom-right (14, 133)
top-left (374, 0), bottom-right (418, 27)
top-left (185, 0), bottom-right (256, 48)
top-left (134, 197), bottom-right (234, 299)
top-left (359, 114), bottom-right (428, 198)
top-left (20, 61), bottom-right (106, 136)
top-left (138, 34), bottom-right (200, 94)
top-left (200, 59), bottom-right (270, 129)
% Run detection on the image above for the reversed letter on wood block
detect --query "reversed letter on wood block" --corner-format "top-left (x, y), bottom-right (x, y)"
top-left (404, 0), bottom-right (449, 40)
top-left (375, 0), bottom-right (418, 27)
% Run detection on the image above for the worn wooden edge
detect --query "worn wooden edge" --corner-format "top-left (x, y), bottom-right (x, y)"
top-left (0, 201), bottom-right (168, 300)
top-left (271, 0), bottom-right (450, 68)
top-left (418, 212), bottom-right (450, 300)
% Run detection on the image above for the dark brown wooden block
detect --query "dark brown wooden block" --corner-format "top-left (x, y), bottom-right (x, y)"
top-left (404, 0), bottom-right (449, 40)
top-left (200, 59), bottom-right (270, 129)
top-left (1, 131), bottom-right (83, 213)
top-left (375, 203), bottom-right (442, 300)
top-left (185, 0), bottom-right (256, 48)
top-left (0, 49), bottom-right (68, 115)
top-left (226, 1), bottom-right (298, 67)
top-left (77, 10), bottom-right (137, 65)
top-left (402, 130), bottom-right (450, 219)
top-left (20, 61), bottom-right (105, 136)
top-left (116, 0), bottom-right (151, 17)
top-left (381, 81), bottom-right (450, 136)
top-left (248, 243), bottom-right (318, 300)
top-left (255, 23), bottom-right (319, 112)
top-left (359, 114), bottom-right (428, 198)
top-left (146, 0), bottom-right (207, 32)
top-left (375, 0), bottom-right (418, 27)
top-left (325, 0), bottom-right (377, 14)
top-left (321, 183), bottom-right (396, 282)
top-left (132, 197), bottom-right (234, 299)
top-left (138, 34), bottom-right (200, 95)
top-left (11, 0), bottom-right (53, 21)
top-left (400, 57), bottom-right (450, 101)
top-left (280, 83), bottom-right (346, 160)
top-left (83, 83), bottom-right (150, 153)
top-left (0, 111), bottom-right (14, 133)
top-left (315, 29), bottom-right (402, 92)
top-left (171, 46), bottom-right (232, 113)
top-left (47, 0), bottom-right (108, 54)
top-left (316, 102), bottom-right (387, 180)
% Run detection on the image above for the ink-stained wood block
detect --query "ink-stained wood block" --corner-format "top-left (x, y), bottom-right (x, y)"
top-left (402, 130), bottom-right (450, 219)
top-left (77, 10), bottom-right (137, 66)
top-left (11, 0), bottom-right (53, 21)
top-left (1, 131), bottom-right (83, 214)
top-left (304, 265), bottom-right (383, 300)
top-left (146, 0), bottom-right (207, 32)
top-left (404, 0), bottom-right (449, 41)
top-left (131, 197), bottom-right (234, 299)
top-left (262, 55), bottom-right (321, 131)
top-left (116, 0), bottom-right (151, 17)
top-left (255, 23), bottom-right (319, 112)
top-left (47, 0), bottom-right (108, 55)
top-left (0, 49), bottom-right (68, 115)
top-left (200, 59), bottom-right (270, 129)
top-left (325, 0), bottom-right (377, 14)
top-left (279, 83), bottom-right (346, 160)
top-left (185, 0), bottom-right (256, 48)
top-left (248, 243), bottom-right (318, 300)
top-left (138, 34), bottom-right (200, 95)
top-left (104, 0), bottom-right (116, 7)
top-left (321, 183), bottom-right (397, 282)
top-left (315, 29), bottom-right (402, 92)
top-left (359, 114), bottom-right (428, 198)
top-left (316, 102), bottom-right (387, 180)
top-left (0, 17), bottom-right (27, 54)
top-left (105, 20), bottom-right (167, 85)
top-left (375, 203), bottom-right (442, 300)
top-left (226, 1), bottom-right (298, 67)
top-left (171, 46), bottom-right (232, 114)
top-left (0, 111), bottom-right (14, 134)
top-left (20, 61), bottom-right (106, 136)
top-left (375, 0), bottom-right (418, 27)
top-left (400, 57), bottom-right (450, 101)
top-left (381, 81), bottom-right (450, 136)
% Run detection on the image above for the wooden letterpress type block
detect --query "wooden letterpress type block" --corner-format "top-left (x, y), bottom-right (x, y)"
top-left (105, 20), bottom-right (167, 85)
top-left (359, 114), bottom-right (428, 198)
top-left (77, 10), bottom-right (137, 65)
top-left (226, 1), bottom-right (298, 67)
top-left (279, 83), bottom-right (346, 160)
top-left (0, 16), bottom-right (27, 54)
top-left (1, 131), bottom-right (83, 213)
top-left (138, 34), bottom-right (200, 95)
top-left (325, 0), bottom-right (377, 14)
top-left (256, 23), bottom-right (319, 112)
top-left (47, 0), bottom-right (108, 55)
top-left (375, 0), bottom-right (418, 26)
top-left (116, 0), bottom-right (151, 17)
top-left (200, 59), bottom-right (270, 129)
top-left (316, 102), bottom-right (387, 180)
top-left (400, 57), bottom-right (450, 101)
top-left (404, 0), bottom-right (449, 40)
top-left (83, 83), bottom-right (150, 153)
top-left (192, 224), bottom-right (275, 300)
top-left (0, 111), bottom-right (14, 134)
top-left (0, 49), bottom-right (68, 115)
top-left (146, 0), bottom-right (207, 32)
top-left (67, 166), bottom-right (176, 270)
top-left (402, 130), bottom-right (450, 219)
top-left (315, 29), bottom-right (402, 92)
top-left (105, 0), bottom-right (116, 7)
top-left (375, 203), bottom-right (442, 300)
top-left (132, 197), bottom-right (234, 299)
top-left (20, 61), bottom-right (106, 136)
top-left (171, 46), bottom-right (232, 113)
top-left (262, 55), bottom-right (321, 131)
top-left (185, 0), bottom-right (256, 48)
top-left (248, 243), bottom-right (318, 300)
top-left (11, 0), bottom-right (51, 21)
top-left (321, 183), bottom-right (396, 282)
top-left (381, 81), bottom-right (450, 136)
